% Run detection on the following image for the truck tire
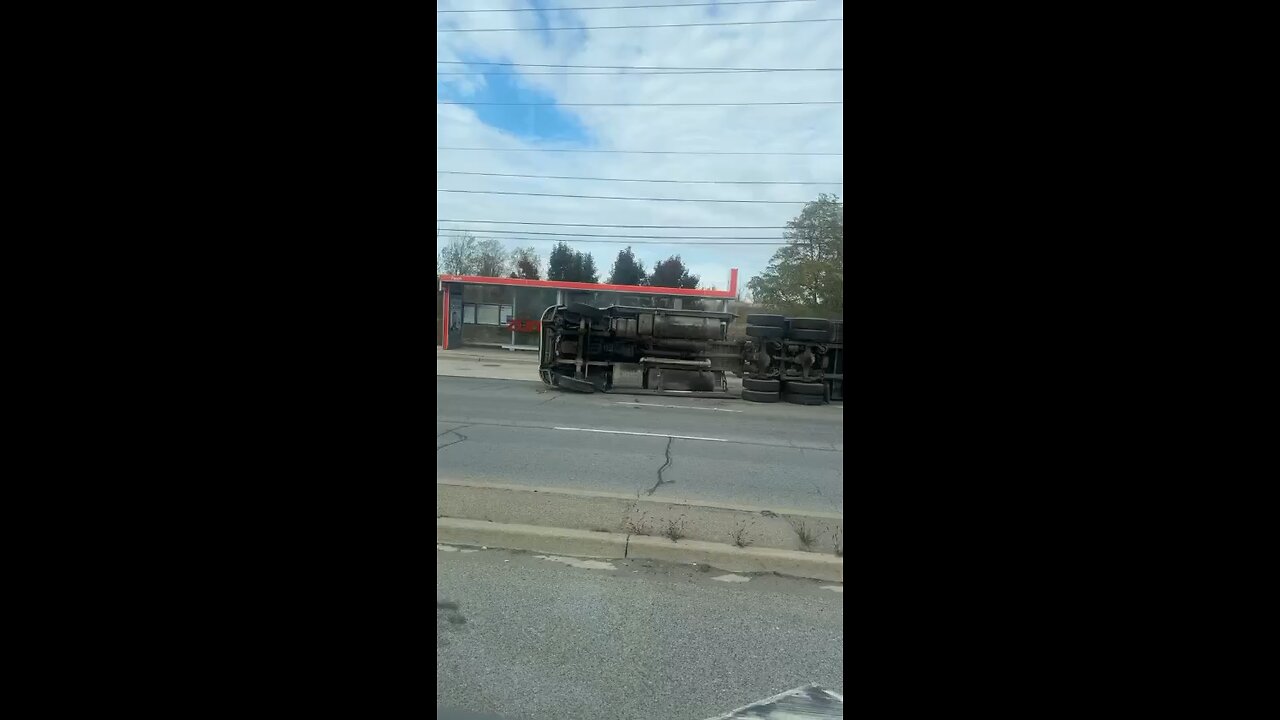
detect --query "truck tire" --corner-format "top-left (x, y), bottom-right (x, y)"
top-left (746, 314), bottom-right (786, 327)
top-left (743, 377), bottom-right (780, 392)
top-left (746, 324), bottom-right (784, 339)
top-left (783, 392), bottom-right (824, 406)
top-left (786, 328), bottom-right (830, 342)
top-left (784, 381), bottom-right (825, 396)
top-left (741, 389), bottom-right (780, 403)
top-left (788, 318), bottom-right (831, 331)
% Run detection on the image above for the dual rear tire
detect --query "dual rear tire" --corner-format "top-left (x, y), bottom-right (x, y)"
top-left (745, 314), bottom-right (786, 341)
top-left (743, 377), bottom-right (780, 392)
top-left (743, 378), bottom-right (827, 404)
top-left (783, 380), bottom-right (826, 405)
top-left (743, 315), bottom-right (832, 405)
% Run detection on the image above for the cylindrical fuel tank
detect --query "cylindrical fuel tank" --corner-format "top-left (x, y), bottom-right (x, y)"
top-left (651, 314), bottom-right (723, 340)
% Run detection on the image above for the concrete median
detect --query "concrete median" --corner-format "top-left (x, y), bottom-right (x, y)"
top-left (436, 480), bottom-right (844, 581)
top-left (437, 480), bottom-right (842, 554)
top-left (437, 518), bottom-right (843, 583)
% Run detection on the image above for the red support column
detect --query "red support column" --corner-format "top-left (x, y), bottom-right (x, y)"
top-left (441, 287), bottom-right (450, 349)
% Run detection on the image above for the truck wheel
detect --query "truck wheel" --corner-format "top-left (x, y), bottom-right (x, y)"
top-left (786, 328), bottom-right (830, 342)
top-left (743, 377), bottom-right (781, 392)
top-left (783, 392), bottom-right (824, 406)
top-left (746, 324), bottom-right (784, 339)
top-left (741, 389), bottom-right (780, 403)
top-left (746, 314), bottom-right (786, 327)
top-left (784, 381), bottom-right (825, 396)
top-left (789, 318), bottom-right (831, 331)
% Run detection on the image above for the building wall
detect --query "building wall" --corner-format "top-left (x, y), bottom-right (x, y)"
top-left (453, 284), bottom-right (559, 347)
top-left (444, 281), bottom-right (729, 347)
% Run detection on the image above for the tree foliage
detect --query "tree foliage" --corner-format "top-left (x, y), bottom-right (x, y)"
top-left (474, 238), bottom-right (508, 277)
top-left (548, 242), bottom-right (598, 282)
top-left (608, 246), bottom-right (647, 285)
top-left (648, 255), bottom-right (700, 289)
top-left (548, 242), bottom-right (575, 281)
top-left (578, 252), bottom-right (599, 283)
top-left (440, 234), bottom-right (477, 275)
top-left (747, 194), bottom-right (843, 316)
top-left (509, 246), bottom-right (540, 279)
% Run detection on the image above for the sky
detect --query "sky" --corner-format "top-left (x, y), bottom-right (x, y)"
top-left (436, 0), bottom-right (844, 298)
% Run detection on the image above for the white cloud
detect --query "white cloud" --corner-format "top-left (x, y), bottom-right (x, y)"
top-left (436, 0), bottom-right (844, 297)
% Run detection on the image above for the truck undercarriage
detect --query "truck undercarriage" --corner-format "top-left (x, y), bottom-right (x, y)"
top-left (539, 304), bottom-right (844, 404)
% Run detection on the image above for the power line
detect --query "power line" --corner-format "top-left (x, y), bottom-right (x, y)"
top-left (438, 100), bottom-right (841, 106)
top-left (439, 0), bottom-right (818, 12)
top-left (436, 68), bottom-right (841, 75)
top-left (437, 170), bottom-right (841, 185)
top-left (437, 219), bottom-right (793, 228)
top-left (437, 60), bottom-right (841, 72)
top-left (437, 228), bottom-right (784, 239)
top-left (437, 146), bottom-right (843, 156)
top-left (438, 233), bottom-right (793, 245)
top-left (437, 189), bottom-right (821, 203)
top-left (437, 17), bottom-right (843, 32)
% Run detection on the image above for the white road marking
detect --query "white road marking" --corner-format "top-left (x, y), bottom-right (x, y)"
top-left (820, 585), bottom-right (843, 593)
top-left (437, 544), bottom-right (479, 553)
top-left (534, 555), bottom-right (616, 570)
top-left (616, 402), bottom-right (742, 413)
top-left (711, 574), bottom-right (752, 583)
top-left (553, 427), bottom-right (728, 442)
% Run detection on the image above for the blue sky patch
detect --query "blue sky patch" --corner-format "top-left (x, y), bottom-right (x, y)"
top-left (438, 56), bottom-right (591, 145)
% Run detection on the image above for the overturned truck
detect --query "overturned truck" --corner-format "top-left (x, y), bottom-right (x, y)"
top-left (538, 303), bottom-right (844, 404)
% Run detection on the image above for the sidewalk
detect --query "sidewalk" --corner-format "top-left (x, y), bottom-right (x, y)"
top-left (437, 345), bottom-right (542, 382)
top-left (436, 345), bottom-right (539, 364)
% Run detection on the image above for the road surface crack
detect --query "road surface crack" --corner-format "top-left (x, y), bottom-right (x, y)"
top-left (437, 424), bottom-right (470, 438)
top-left (437, 427), bottom-right (469, 452)
top-left (644, 436), bottom-right (675, 496)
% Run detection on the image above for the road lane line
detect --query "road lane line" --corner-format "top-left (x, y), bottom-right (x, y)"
top-left (615, 402), bottom-right (742, 413)
top-left (553, 427), bottom-right (728, 442)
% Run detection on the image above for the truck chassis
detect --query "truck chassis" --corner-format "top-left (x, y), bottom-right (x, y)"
top-left (538, 304), bottom-right (843, 403)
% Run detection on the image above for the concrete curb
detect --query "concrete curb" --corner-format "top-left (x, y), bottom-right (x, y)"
top-left (436, 349), bottom-right (539, 364)
top-left (438, 517), bottom-right (625, 558)
top-left (437, 517), bottom-right (843, 583)
top-left (437, 480), bottom-right (844, 554)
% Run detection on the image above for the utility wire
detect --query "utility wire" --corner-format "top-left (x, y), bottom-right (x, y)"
top-left (436, 228), bottom-right (785, 239)
top-left (437, 189), bottom-right (823, 203)
top-left (436, 219), bottom-right (793, 228)
top-left (439, 0), bottom-right (818, 12)
top-left (437, 146), bottom-right (842, 156)
top-left (438, 100), bottom-right (840, 106)
top-left (437, 18), bottom-right (843, 32)
top-left (437, 60), bottom-right (841, 72)
top-left (436, 68), bottom-right (841, 75)
top-left (436, 170), bottom-right (841, 185)
top-left (437, 233), bottom-right (794, 245)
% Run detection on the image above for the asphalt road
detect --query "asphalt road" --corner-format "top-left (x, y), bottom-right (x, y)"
top-left (437, 544), bottom-right (843, 720)
top-left (436, 375), bottom-right (844, 514)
